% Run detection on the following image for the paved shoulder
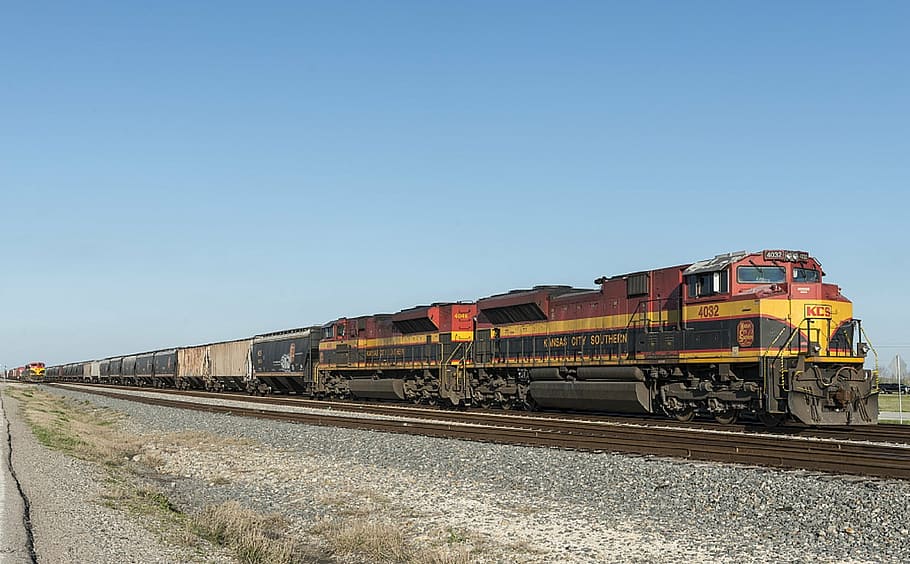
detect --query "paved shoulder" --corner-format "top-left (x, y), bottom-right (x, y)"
top-left (0, 392), bottom-right (31, 564)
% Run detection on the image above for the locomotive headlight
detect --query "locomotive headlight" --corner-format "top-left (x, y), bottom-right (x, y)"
top-left (812, 344), bottom-right (821, 354)
top-left (859, 343), bottom-right (870, 356)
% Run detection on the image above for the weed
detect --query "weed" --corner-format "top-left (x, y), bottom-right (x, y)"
top-left (191, 501), bottom-right (304, 564)
top-left (444, 527), bottom-right (468, 544)
top-left (313, 516), bottom-right (410, 562)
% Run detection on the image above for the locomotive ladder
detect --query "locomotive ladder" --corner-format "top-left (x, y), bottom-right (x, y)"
top-left (441, 341), bottom-right (473, 402)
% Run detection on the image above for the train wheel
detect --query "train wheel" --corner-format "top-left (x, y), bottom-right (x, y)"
top-left (714, 410), bottom-right (739, 425)
top-left (673, 409), bottom-right (696, 423)
top-left (758, 412), bottom-right (785, 428)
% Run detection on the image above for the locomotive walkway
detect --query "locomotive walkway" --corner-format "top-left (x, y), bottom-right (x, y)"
top-left (51, 383), bottom-right (910, 481)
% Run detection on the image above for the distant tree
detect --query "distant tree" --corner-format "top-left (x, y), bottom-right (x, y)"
top-left (887, 355), bottom-right (908, 383)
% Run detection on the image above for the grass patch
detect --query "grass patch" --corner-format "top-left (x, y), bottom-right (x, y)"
top-left (4, 386), bottom-right (141, 465)
top-left (191, 501), bottom-right (309, 564)
top-left (877, 394), bottom-right (910, 413)
top-left (102, 479), bottom-right (180, 519)
top-left (312, 517), bottom-right (410, 562)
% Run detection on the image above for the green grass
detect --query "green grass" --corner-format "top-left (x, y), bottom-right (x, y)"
top-left (31, 425), bottom-right (87, 453)
top-left (877, 394), bottom-right (910, 413)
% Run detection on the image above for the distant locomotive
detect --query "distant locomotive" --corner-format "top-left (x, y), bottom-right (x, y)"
top-left (22, 362), bottom-right (46, 381)
top-left (45, 249), bottom-right (878, 426)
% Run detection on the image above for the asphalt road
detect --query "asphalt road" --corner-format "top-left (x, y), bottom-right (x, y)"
top-left (0, 394), bottom-right (31, 564)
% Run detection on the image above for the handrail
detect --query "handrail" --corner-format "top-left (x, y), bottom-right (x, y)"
top-left (773, 317), bottom-right (809, 362)
top-left (859, 323), bottom-right (880, 391)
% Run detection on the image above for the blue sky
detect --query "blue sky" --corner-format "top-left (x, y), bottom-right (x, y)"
top-left (1, 2), bottom-right (908, 370)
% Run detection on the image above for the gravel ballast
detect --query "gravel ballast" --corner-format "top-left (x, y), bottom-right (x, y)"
top-left (9, 383), bottom-right (910, 563)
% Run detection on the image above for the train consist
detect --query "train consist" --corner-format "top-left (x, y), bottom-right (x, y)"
top-left (5, 362), bottom-right (45, 381)
top-left (43, 250), bottom-right (878, 426)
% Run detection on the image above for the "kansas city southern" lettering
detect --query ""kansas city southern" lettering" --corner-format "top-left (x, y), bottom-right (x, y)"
top-left (543, 333), bottom-right (629, 348)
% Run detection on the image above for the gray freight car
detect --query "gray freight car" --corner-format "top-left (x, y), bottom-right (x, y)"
top-left (250, 327), bottom-right (321, 395)
top-left (153, 349), bottom-right (177, 388)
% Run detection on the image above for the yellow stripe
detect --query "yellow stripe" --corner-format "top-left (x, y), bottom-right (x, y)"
top-left (320, 333), bottom-right (440, 351)
top-left (319, 298), bottom-right (855, 358)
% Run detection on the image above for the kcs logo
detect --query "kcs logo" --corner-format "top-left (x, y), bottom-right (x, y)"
top-left (804, 304), bottom-right (832, 318)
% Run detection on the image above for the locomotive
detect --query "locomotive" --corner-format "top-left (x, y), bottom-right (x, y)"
top-left (45, 249), bottom-right (878, 426)
top-left (318, 249), bottom-right (877, 426)
top-left (22, 362), bottom-right (46, 381)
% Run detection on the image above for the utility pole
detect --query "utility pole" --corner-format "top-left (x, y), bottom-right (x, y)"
top-left (899, 355), bottom-right (904, 424)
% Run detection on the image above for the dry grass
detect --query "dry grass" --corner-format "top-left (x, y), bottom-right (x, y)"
top-left (312, 516), bottom-right (410, 562)
top-left (6, 386), bottom-right (143, 466)
top-left (191, 501), bottom-right (311, 564)
top-left (100, 475), bottom-right (180, 520)
top-left (311, 517), bottom-right (477, 564)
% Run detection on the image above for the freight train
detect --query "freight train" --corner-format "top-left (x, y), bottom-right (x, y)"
top-left (43, 250), bottom-right (879, 426)
top-left (7, 362), bottom-right (46, 381)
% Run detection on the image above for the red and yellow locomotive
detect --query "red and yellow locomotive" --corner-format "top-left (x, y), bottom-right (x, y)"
top-left (319, 302), bottom-right (478, 405)
top-left (319, 250), bottom-right (876, 426)
top-left (23, 362), bottom-right (46, 381)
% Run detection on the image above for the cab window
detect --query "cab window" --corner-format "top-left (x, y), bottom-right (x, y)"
top-left (687, 270), bottom-right (728, 298)
top-left (737, 266), bottom-right (786, 284)
top-left (793, 267), bottom-right (820, 282)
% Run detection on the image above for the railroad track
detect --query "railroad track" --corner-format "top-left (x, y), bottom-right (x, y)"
top-left (46, 382), bottom-right (910, 481)
top-left (48, 382), bottom-right (910, 445)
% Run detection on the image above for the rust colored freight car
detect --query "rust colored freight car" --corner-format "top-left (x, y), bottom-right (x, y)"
top-left (177, 339), bottom-right (251, 392)
top-left (319, 303), bottom-right (477, 405)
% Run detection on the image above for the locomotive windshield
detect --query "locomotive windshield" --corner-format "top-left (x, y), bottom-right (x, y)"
top-left (737, 265), bottom-right (786, 284)
top-left (793, 267), bottom-right (820, 282)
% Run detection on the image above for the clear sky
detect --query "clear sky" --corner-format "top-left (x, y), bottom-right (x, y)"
top-left (1, 2), bottom-right (908, 371)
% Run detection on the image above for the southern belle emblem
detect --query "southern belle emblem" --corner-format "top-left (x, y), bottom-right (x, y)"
top-left (737, 320), bottom-right (755, 347)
